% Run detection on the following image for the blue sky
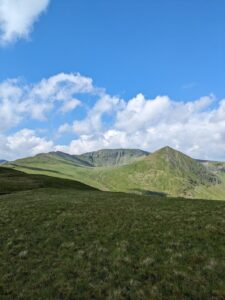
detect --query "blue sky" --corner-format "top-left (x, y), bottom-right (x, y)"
top-left (0, 0), bottom-right (225, 160)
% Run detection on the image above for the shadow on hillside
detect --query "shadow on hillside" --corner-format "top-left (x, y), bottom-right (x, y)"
top-left (130, 189), bottom-right (168, 197)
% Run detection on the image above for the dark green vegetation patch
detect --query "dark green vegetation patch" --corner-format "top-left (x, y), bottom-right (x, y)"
top-left (1, 187), bottom-right (225, 299)
top-left (0, 167), bottom-right (97, 195)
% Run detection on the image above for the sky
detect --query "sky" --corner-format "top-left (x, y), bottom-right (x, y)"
top-left (0, 0), bottom-right (225, 160)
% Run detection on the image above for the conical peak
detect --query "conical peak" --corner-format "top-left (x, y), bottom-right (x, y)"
top-left (154, 146), bottom-right (179, 155)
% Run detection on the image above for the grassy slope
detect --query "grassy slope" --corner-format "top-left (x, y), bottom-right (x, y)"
top-left (89, 147), bottom-right (221, 197)
top-left (8, 149), bottom-right (151, 191)
top-left (1, 188), bottom-right (225, 299)
top-left (0, 167), bottom-right (97, 195)
top-left (194, 172), bottom-right (225, 200)
top-left (14, 149), bottom-right (148, 169)
top-left (7, 147), bottom-right (225, 200)
top-left (7, 161), bottom-right (106, 190)
top-left (194, 161), bottom-right (225, 200)
top-left (1, 166), bottom-right (225, 299)
top-left (14, 152), bottom-right (92, 168)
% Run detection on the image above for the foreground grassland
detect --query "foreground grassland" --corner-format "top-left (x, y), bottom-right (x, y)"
top-left (1, 188), bottom-right (225, 299)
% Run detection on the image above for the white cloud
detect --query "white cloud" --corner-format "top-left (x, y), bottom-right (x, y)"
top-left (0, 129), bottom-right (53, 160)
top-left (0, 72), bottom-right (225, 161)
top-left (0, 0), bottom-right (50, 45)
top-left (58, 123), bottom-right (72, 134)
top-left (30, 73), bottom-right (97, 100)
top-left (0, 73), bottom-right (97, 132)
top-left (115, 94), bottom-right (214, 133)
top-left (71, 95), bottom-right (123, 135)
top-left (0, 79), bottom-right (25, 130)
top-left (60, 99), bottom-right (81, 113)
top-left (56, 93), bottom-right (225, 161)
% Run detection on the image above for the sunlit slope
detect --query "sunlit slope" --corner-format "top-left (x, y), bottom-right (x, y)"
top-left (7, 153), bottom-right (109, 190)
top-left (13, 151), bottom-right (93, 168)
top-left (6, 147), bottom-right (225, 199)
top-left (7, 149), bottom-right (150, 190)
top-left (193, 172), bottom-right (225, 200)
top-left (13, 149), bottom-right (148, 169)
top-left (90, 146), bottom-right (221, 197)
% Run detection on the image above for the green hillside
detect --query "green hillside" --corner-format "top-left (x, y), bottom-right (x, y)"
top-left (88, 146), bottom-right (221, 197)
top-left (1, 163), bottom-right (225, 299)
top-left (1, 182), bottom-right (225, 299)
top-left (6, 146), bottom-right (225, 200)
top-left (14, 148), bottom-right (149, 168)
top-left (7, 149), bottom-right (150, 191)
top-left (0, 167), bottom-right (97, 195)
top-left (14, 151), bottom-right (93, 168)
top-left (7, 155), bottom-right (106, 190)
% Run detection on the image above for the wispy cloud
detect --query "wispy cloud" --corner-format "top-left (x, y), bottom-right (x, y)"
top-left (182, 82), bottom-right (197, 90)
top-left (0, 0), bottom-right (50, 45)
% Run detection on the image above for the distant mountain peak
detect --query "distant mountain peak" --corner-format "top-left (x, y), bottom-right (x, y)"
top-left (78, 148), bottom-right (149, 167)
top-left (82, 148), bottom-right (149, 155)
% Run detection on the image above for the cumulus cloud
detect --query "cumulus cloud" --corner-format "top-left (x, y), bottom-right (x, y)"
top-left (0, 0), bottom-right (50, 45)
top-left (0, 129), bottom-right (53, 160)
top-left (56, 93), bottom-right (225, 161)
top-left (71, 95), bottom-right (124, 135)
top-left (0, 73), bottom-right (96, 132)
top-left (0, 79), bottom-right (24, 130)
top-left (30, 73), bottom-right (96, 101)
top-left (0, 72), bottom-right (225, 161)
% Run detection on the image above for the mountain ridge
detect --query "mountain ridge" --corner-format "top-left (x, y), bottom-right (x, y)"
top-left (90, 146), bottom-right (220, 197)
top-left (4, 146), bottom-right (225, 200)
top-left (78, 148), bottom-right (149, 167)
top-left (11, 148), bottom-right (149, 168)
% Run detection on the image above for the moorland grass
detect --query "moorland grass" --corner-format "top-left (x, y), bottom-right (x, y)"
top-left (0, 188), bottom-right (225, 299)
top-left (0, 167), bottom-right (97, 194)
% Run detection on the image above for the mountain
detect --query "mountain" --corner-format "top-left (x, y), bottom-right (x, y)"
top-left (5, 146), bottom-right (225, 199)
top-left (12, 149), bottom-right (148, 169)
top-left (78, 149), bottom-right (149, 167)
top-left (7, 149), bottom-right (149, 191)
top-left (0, 160), bottom-right (7, 165)
top-left (13, 151), bottom-right (93, 168)
top-left (89, 146), bottom-right (220, 197)
top-left (198, 159), bottom-right (225, 173)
